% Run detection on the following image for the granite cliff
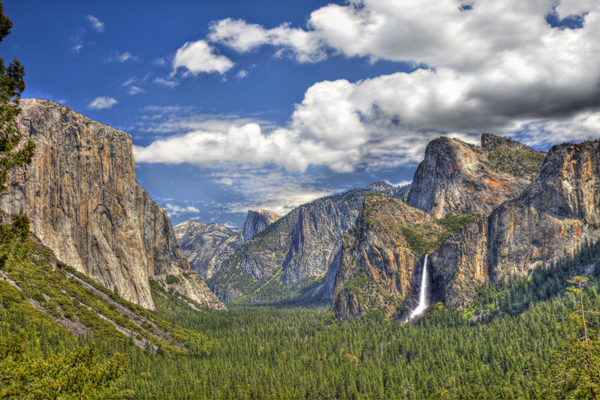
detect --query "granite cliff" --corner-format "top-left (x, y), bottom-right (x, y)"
top-left (174, 209), bottom-right (279, 281)
top-left (174, 220), bottom-right (241, 280)
top-left (407, 134), bottom-right (545, 218)
top-left (0, 99), bottom-right (224, 311)
top-left (430, 141), bottom-right (600, 307)
top-left (332, 194), bottom-right (448, 319)
top-left (208, 182), bottom-right (411, 304)
top-left (332, 134), bottom-right (547, 319)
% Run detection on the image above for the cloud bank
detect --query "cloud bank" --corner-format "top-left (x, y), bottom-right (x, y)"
top-left (136, 0), bottom-right (600, 174)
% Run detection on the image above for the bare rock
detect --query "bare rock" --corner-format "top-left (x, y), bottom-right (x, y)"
top-left (0, 99), bottom-right (224, 311)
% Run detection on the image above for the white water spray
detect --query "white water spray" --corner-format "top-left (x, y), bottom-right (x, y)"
top-left (410, 254), bottom-right (429, 319)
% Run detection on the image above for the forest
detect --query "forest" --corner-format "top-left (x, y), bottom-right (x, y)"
top-left (2, 214), bottom-right (600, 399)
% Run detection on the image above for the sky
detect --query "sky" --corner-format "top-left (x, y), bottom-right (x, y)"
top-left (1, 0), bottom-right (599, 228)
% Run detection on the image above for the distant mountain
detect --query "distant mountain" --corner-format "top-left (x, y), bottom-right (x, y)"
top-left (207, 182), bottom-right (410, 304)
top-left (0, 99), bottom-right (223, 311)
top-left (174, 209), bottom-right (280, 280)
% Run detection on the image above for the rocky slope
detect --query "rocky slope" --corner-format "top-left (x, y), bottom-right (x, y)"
top-left (208, 182), bottom-right (410, 304)
top-left (430, 141), bottom-right (600, 308)
top-left (332, 134), bottom-right (546, 318)
top-left (174, 209), bottom-right (280, 281)
top-left (332, 194), bottom-right (448, 319)
top-left (407, 134), bottom-right (545, 218)
top-left (0, 99), bottom-right (224, 311)
top-left (238, 210), bottom-right (280, 243)
top-left (174, 220), bottom-right (241, 280)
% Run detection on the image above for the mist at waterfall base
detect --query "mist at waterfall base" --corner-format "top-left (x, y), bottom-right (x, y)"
top-left (410, 254), bottom-right (429, 319)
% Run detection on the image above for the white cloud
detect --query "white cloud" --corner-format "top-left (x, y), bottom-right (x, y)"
top-left (123, 77), bottom-right (138, 86)
top-left (128, 86), bottom-right (145, 95)
top-left (86, 15), bottom-right (104, 33)
top-left (89, 96), bottom-right (118, 110)
top-left (223, 221), bottom-right (237, 228)
top-left (107, 51), bottom-right (138, 62)
top-left (136, 0), bottom-right (600, 174)
top-left (153, 58), bottom-right (168, 66)
top-left (164, 204), bottom-right (200, 217)
top-left (172, 40), bottom-right (234, 76)
top-left (154, 77), bottom-right (179, 87)
top-left (236, 69), bottom-right (248, 78)
top-left (209, 18), bottom-right (326, 63)
top-left (214, 177), bottom-right (234, 185)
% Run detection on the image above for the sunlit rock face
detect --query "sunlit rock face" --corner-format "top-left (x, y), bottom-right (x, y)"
top-left (174, 220), bottom-right (241, 280)
top-left (407, 134), bottom-right (544, 219)
top-left (332, 195), bottom-right (446, 320)
top-left (430, 141), bottom-right (600, 308)
top-left (174, 210), bottom-right (279, 281)
top-left (0, 99), bottom-right (224, 311)
top-left (238, 210), bottom-right (280, 243)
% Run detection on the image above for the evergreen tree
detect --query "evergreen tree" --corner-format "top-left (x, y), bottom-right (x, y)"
top-left (0, 2), bottom-right (35, 192)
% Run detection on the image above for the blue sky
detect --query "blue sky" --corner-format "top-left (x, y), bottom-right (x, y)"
top-left (2, 0), bottom-right (600, 227)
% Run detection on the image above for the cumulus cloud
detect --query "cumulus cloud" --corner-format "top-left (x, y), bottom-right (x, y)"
top-left (86, 15), bottom-right (104, 33)
top-left (137, 0), bottom-right (600, 173)
top-left (89, 96), bottom-right (118, 110)
top-left (172, 40), bottom-right (234, 76)
top-left (236, 69), bottom-right (248, 78)
top-left (209, 18), bottom-right (326, 63)
top-left (163, 204), bottom-right (200, 217)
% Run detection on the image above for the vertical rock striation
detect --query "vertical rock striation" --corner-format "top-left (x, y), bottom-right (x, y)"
top-left (0, 99), bottom-right (224, 310)
top-left (332, 194), bottom-right (448, 319)
top-left (430, 141), bottom-right (600, 307)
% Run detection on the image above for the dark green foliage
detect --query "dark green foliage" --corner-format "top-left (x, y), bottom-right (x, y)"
top-left (165, 274), bottom-right (180, 285)
top-left (0, 337), bottom-right (127, 399)
top-left (435, 212), bottom-right (481, 233)
top-left (401, 227), bottom-right (443, 254)
top-left (465, 236), bottom-right (600, 321)
top-left (0, 3), bottom-right (35, 192)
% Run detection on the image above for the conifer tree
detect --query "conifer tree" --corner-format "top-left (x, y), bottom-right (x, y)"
top-left (0, 2), bottom-right (35, 192)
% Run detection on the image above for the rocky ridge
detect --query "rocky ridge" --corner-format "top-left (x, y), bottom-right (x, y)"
top-left (332, 194), bottom-right (448, 319)
top-left (407, 135), bottom-right (545, 218)
top-left (208, 182), bottom-right (410, 304)
top-left (174, 220), bottom-right (241, 280)
top-left (174, 209), bottom-right (280, 281)
top-left (0, 99), bottom-right (224, 311)
top-left (430, 141), bottom-right (600, 308)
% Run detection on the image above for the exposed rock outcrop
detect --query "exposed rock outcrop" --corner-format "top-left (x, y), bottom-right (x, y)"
top-left (332, 194), bottom-right (448, 319)
top-left (407, 135), bottom-right (544, 218)
top-left (430, 141), bottom-right (600, 307)
top-left (174, 220), bottom-right (240, 280)
top-left (238, 210), bottom-right (280, 243)
top-left (0, 99), bottom-right (224, 311)
top-left (208, 182), bottom-right (408, 303)
top-left (151, 273), bottom-right (227, 310)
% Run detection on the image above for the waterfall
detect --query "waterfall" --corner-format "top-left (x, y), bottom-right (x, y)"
top-left (410, 254), bottom-right (429, 319)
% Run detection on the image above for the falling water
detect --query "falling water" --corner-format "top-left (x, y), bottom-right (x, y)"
top-left (410, 254), bottom-right (429, 319)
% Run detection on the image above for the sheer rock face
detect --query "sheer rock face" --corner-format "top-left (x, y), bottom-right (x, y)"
top-left (430, 142), bottom-right (600, 307)
top-left (208, 182), bottom-right (407, 303)
top-left (0, 99), bottom-right (224, 311)
top-left (238, 210), bottom-right (280, 243)
top-left (332, 195), bottom-right (447, 320)
top-left (407, 135), bottom-right (542, 219)
top-left (174, 220), bottom-right (241, 280)
top-left (174, 210), bottom-right (279, 281)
